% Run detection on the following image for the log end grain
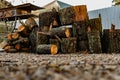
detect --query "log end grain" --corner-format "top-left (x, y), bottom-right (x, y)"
top-left (51, 45), bottom-right (58, 55)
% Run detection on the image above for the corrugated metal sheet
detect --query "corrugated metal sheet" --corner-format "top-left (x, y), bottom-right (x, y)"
top-left (88, 5), bottom-right (120, 29)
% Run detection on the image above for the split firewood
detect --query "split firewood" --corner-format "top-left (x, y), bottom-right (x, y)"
top-left (15, 43), bottom-right (21, 51)
top-left (7, 32), bottom-right (19, 41)
top-left (37, 44), bottom-right (58, 55)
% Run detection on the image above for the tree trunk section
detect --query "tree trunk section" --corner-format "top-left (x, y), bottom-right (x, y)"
top-left (61, 37), bottom-right (77, 53)
top-left (87, 31), bottom-right (102, 53)
top-left (39, 11), bottom-right (60, 28)
top-left (49, 39), bottom-right (61, 52)
top-left (37, 44), bottom-right (58, 55)
top-left (88, 18), bottom-right (102, 34)
top-left (50, 27), bottom-right (70, 38)
top-left (59, 5), bottom-right (88, 25)
top-left (29, 27), bottom-right (38, 53)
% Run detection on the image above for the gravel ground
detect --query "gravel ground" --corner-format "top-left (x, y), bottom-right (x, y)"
top-left (0, 52), bottom-right (120, 80)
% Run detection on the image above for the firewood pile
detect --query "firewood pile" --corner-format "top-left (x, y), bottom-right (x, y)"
top-left (37, 5), bottom-right (103, 54)
top-left (2, 17), bottom-right (38, 53)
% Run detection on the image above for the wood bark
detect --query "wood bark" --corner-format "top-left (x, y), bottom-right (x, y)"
top-left (50, 27), bottom-right (70, 38)
top-left (49, 39), bottom-right (61, 52)
top-left (102, 29), bottom-right (120, 53)
top-left (29, 27), bottom-right (38, 53)
top-left (39, 11), bottom-right (60, 27)
top-left (37, 44), bottom-right (58, 55)
top-left (59, 5), bottom-right (88, 25)
top-left (78, 40), bottom-right (89, 51)
top-left (25, 17), bottom-right (38, 31)
top-left (72, 21), bottom-right (88, 40)
top-left (88, 17), bottom-right (102, 33)
top-left (17, 24), bottom-right (30, 37)
top-left (61, 37), bottom-right (77, 53)
top-left (87, 31), bottom-right (102, 53)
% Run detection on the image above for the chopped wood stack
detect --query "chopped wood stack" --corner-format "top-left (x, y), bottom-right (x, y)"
top-left (59, 5), bottom-right (88, 25)
top-left (87, 31), bottom-right (102, 53)
top-left (3, 17), bottom-right (38, 53)
top-left (102, 29), bottom-right (120, 53)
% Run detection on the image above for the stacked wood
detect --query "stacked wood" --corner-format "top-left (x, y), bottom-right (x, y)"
top-left (87, 31), bottom-right (102, 53)
top-left (49, 39), bottom-right (61, 52)
top-left (3, 17), bottom-right (38, 53)
top-left (88, 17), bottom-right (102, 34)
top-left (72, 21), bottom-right (89, 51)
top-left (39, 11), bottom-right (60, 28)
top-left (102, 29), bottom-right (120, 53)
top-left (59, 5), bottom-right (88, 25)
top-left (61, 37), bottom-right (77, 53)
top-left (37, 44), bottom-right (58, 55)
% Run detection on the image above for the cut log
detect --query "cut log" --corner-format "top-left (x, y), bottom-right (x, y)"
top-left (7, 49), bottom-right (17, 53)
top-left (49, 39), bottom-right (61, 52)
top-left (72, 21), bottom-right (88, 40)
top-left (21, 48), bottom-right (29, 52)
top-left (87, 31), bottom-right (102, 53)
top-left (61, 37), bottom-right (77, 53)
top-left (102, 29), bottom-right (120, 53)
top-left (59, 5), bottom-right (88, 25)
top-left (7, 32), bottom-right (19, 41)
top-left (50, 27), bottom-right (70, 38)
top-left (36, 31), bottom-right (49, 45)
top-left (12, 37), bottom-right (29, 45)
top-left (29, 27), bottom-right (38, 53)
top-left (17, 24), bottom-right (29, 37)
top-left (39, 11), bottom-right (60, 27)
top-left (37, 44), bottom-right (58, 55)
top-left (78, 40), bottom-right (89, 51)
top-left (88, 17), bottom-right (102, 33)
top-left (15, 43), bottom-right (21, 51)
top-left (25, 17), bottom-right (38, 31)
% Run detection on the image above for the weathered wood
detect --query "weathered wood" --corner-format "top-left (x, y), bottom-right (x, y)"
top-left (61, 37), bottom-right (77, 53)
top-left (25, 17), bottom-right (38, 31)
top-left (37, 44), bottom-right (58, 55)
top-left (50, 27), bottom-right (70, 38)
top-left (17, 24), bottom-right (29, 37)
top-left (59, 5), bottom-right (88, 25)
top-left (87, 31), bottom-right (102, 53)
top-left (39, 11), bottom-right (60, 27)
top-left (102, 29), bottom-right (120, 53)
top-left (29, 27), bottom-right (38, 53)
top-left (72, 21), bottom-right (88, 40)
top-left (78, 40), bottom-right (89, 51)
top-left (12, 37), bottom-right (29, 45)
top-left (49, 39), bottom-right (61, 52)
top-left (88, 17), bottom-right (102, 33)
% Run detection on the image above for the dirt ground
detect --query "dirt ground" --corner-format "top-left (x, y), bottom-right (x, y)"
top-left (0, 52), bottom-right (120, 80)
